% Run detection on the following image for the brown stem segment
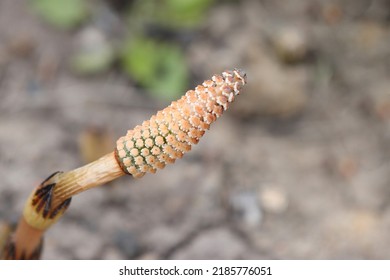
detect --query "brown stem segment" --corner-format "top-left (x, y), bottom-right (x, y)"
top-left (2, 218), bottom-right (43, 259)
top-left (51, 152), bottom-right (124, 207)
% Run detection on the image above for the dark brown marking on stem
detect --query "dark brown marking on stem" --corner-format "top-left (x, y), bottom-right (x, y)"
top-left (32, 183), bottom-right (54, 218)
top-left (49, 197), bottom-right (72, 219)
top-left (1, 237), bottom-right (43, 260)
top-left (41, 171), bottom-right (63, 186)
top-left (2, 239), bottom-right (16, 259)
top-left (34, 183), bottom-right (55, 199)
top-left (30, 171), bottom-right (72, 220)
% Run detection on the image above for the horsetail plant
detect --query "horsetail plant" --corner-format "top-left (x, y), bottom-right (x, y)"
top-left (1, 69), bottom-right (247, 259)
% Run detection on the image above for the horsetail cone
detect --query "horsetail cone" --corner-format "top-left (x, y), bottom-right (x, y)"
top-left (115, 69), bottom-right (247, 178)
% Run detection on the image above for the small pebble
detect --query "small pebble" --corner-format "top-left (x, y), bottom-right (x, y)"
top-left (258, 185), bottom-right (288, 214)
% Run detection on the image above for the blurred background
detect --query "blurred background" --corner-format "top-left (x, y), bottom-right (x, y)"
top-left (1, 0), bottom-right (390, 259)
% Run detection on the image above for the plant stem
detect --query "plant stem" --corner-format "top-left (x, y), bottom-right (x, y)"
top-left (2, 152), bottom-right (124, 259)
top-left (1, 69), bottom-right (246, 259)
top-left (11, 218), bottom-right (43, 260)
top-left (51, 152), bottom-right (124, 205)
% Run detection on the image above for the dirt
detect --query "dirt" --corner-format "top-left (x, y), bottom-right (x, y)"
top-left (1, 0), bottom-right (390, 259)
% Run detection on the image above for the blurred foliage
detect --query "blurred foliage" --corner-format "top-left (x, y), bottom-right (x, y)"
top-left (129, 0), bottom-right (215, 30)
top-left (121, 36), bottom-right (188, 101)
top-left (31, 0), bottom-right (88, 29)
top-left (122, 0), bottom-right (215, 100)
top-left (71, 46), bottom-right (115, 75)
top-left (29, 0), bottom-right (216, 100)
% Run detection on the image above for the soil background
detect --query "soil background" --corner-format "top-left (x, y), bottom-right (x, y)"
top-left (1, 0), bottom-right (390, 259)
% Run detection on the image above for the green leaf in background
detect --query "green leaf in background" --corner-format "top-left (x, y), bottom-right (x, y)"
top-left (161, 0), bottom-right (214, 25)
top-left (129, 0), bottom-right (215, 30)
top-left (121, 37), bottom-right (188, 101)
top-left (31, 0), bottom-right (88, 29)
top-left (163, 0), bottom-right (215, 27)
